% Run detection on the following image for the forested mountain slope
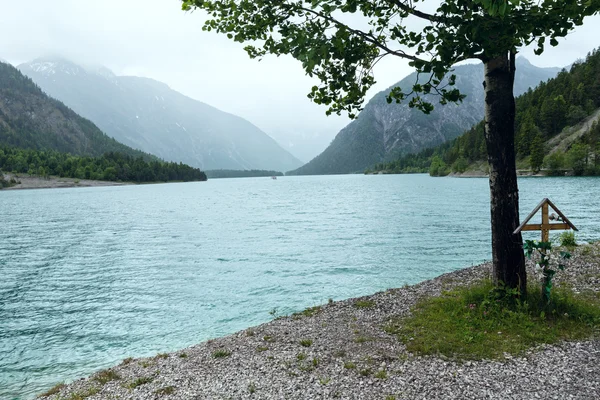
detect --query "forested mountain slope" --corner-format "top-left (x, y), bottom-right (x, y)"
top-left (372, 49), bottom-right (600, 177)
top-left (288, 58), bottom-right (560, 175)
top-left (19, 58), bottom-right (303, 171)
top-left (0, 62), bottom-right (152, 159)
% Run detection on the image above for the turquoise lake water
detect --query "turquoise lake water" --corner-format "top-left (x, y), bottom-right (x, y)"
top-left (1, 174), bottom-right (599, 399)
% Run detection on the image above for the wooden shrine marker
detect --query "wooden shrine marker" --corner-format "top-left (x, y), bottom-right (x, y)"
top-left (514, 198), bottom-right (578, 243)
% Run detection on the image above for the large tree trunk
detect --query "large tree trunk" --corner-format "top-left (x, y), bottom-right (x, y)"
top-left (483, 52), bottom-right (527, 295)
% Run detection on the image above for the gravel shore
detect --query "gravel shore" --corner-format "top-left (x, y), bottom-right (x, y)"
top-left (39, 243), bottom-right (600, 400)
top-left (1, 174), bottom-right (130, 190)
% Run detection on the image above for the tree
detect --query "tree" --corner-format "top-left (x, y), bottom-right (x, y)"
top-left (544, 151), bottom-right (565, 176)
top-left (529, 132), bottom-right (545, 173)
top-left (567, 142), bottom-right (589, 175)
top-left (183, 0), bottom-right (600, 294)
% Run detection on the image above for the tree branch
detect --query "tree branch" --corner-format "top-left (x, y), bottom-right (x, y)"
top-left (385, 0), bottom-right (441, 22)
top-left (298, 6), bottom-right (427, 63)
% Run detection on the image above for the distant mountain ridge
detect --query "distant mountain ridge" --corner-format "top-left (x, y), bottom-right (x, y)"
top-left (288, 58), bottom-right (561, 175)
top-left (19, 57), bottom-right (303, 171)
top-left (0, 61), bottom-right (153, 159)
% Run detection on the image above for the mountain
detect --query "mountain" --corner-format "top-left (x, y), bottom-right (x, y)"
top-left (370, 48), bottom-right (600, 177)
top-left (0, 61), bottom-right (153, 159)
top-left (288, 58), bottom-right (561, 175)
top-left (19, 58), bottom-right (303, 171)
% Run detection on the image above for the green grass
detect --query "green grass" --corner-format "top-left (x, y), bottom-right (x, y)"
top-left (374, 370), bottom-right (388, 379)
top-left (38, 383), bottom-right (66, 397)
top-left (257, 346), bottom-right (269, 352)
top-left (299, 339), bottom-right (313, 347)
top-left (155, 353), bottom-right (168, 359)
top-left (212, 349), bottom-right (232, 358)
top-left (343, 361), bottom-right (356, 369)
top-left (293, 305), bottom-right (322, 319)
top-left (178, 352), bottom-right (188, 358)
top-left (354, 336), bottom-right (372, 343)
top-left (387, 280), bottom-right (600, 360)
top-left (125, 376), bottom-right (153, 389)
top-left (92, 368), bottom-right (121, 385)
top-left (296, 352), bottom-right (307, 361)
top-left (154, 386), bottom-right (175, 396)
top-left (354, 300), bottom-right (376, 309)
top-left (64, 387), bottom-right (100, 400)
top-left (558, 231), bottom-right (577, 248)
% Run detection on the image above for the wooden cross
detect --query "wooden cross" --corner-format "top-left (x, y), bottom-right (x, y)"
top-left (514, 198), bottom-right (578, 243)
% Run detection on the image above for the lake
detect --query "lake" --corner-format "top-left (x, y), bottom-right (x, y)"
top-left (1, 174), bottom-right (598, 399)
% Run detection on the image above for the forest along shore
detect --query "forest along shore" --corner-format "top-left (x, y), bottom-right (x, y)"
top-left (39, 244), bottom-right (600, 400)
top-left (0, 174), bottom-right (130, 190)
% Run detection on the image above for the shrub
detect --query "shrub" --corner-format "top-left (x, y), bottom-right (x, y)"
top-left (558, 231), bottom-right (577, 248)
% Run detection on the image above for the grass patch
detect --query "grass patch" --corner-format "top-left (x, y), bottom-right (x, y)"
top-left (92, 368), bottom-right (121, 385)
top-left (38, 383), bottom-right (66, 397)
top-left (296, 352), bottom-right (307, 361)
top-left (125, 376), bottom-right (153, 389)
top-left (64, 387), bottom-right (100, 400)
top-left (374, 370), bottom-right (388, 379)
top-left (343, 361), bottom-right (356, 369)
top-left (178, 352), bottom-right (188, 358)
top-left (121, 357), bottom-right (133, 365)
top-left (359, 368), bottom-right (372, 377)
top-left (263, 335), bottom-right (275, 342)
top-left (354, 300), bottom-right (376, 309)
top-left (257, 346), bottom-right (269, 352)
top-left (293, 305), bottom-right (322, 319)
top-left (212, 349), bottom-right (231, 358)
top-left (299, 339), bottom-right (313, 347)
top-left (154, 386), bottom-right (175, 396)
top-left (390, 280), bottom-right (600, 360)
top-left (248, 381), bottom-right (256, 394)
top-left (155, 353), bottom-right (168, 360)
top-left (354, 336), bottom-right (372, 343)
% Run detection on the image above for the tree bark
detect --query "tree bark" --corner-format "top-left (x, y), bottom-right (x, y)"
top-left (483, 52), bottom-right (527, 295)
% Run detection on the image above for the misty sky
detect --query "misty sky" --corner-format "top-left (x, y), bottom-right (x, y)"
top-left (1, 0), bottom-right (600, 161)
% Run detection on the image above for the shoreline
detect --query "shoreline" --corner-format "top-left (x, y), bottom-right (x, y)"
top-left (1, 174), bottom-right (132, 191)
top-left (37, 243), bottom-right (600, 399)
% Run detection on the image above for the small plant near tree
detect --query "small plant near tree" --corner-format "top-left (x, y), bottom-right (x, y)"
top-left (523, 240), bottom-right (571, 303)
top-left (558, 231), bottom-right (577, 248)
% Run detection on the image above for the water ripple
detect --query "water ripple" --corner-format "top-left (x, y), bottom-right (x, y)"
top-left (1, 175), bottom-right (599, 399)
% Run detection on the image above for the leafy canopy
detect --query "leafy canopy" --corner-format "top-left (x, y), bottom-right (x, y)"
top-left (182, 0), bottom-right (599, 117)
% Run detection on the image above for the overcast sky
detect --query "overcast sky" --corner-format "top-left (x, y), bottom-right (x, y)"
top-left (1, 0), bottom-right (599, 161)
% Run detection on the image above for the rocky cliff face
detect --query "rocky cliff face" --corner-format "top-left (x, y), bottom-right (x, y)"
top-left (20, 58), bottom-right (303, 171)
top-left (288, 58), bottom-right (560, 175)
